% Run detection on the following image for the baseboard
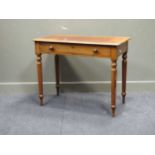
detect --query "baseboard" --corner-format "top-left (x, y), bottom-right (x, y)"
top-left (0, 81), bottom-right (155, 94)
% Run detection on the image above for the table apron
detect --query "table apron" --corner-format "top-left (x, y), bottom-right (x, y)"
top-left (37, 42), bottom-right (112, 58)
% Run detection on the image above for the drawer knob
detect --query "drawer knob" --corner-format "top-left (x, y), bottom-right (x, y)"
top-left (93, 48), bottom-right (98, 54)
top-left (49, 45), bottom-right (54, 51)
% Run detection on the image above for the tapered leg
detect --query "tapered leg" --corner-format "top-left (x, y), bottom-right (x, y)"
top-left (111, 60), bottom-right (117, 117)
top-left (36, 54), bottom-right (44, 105)
top-left (122, 52), bottom-right (127, 104)
top-left (55, 55), bottom-right (60, 96)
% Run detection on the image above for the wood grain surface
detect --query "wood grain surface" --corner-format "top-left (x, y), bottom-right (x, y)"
top-left (34, 34), bottom-right (130, 46)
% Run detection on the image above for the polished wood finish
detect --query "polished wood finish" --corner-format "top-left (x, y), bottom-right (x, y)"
top-left (34, 35), bottom-right (130, 117)
top-left (55, 55), bottom-right (60, 96)
top-left (34, 34), bottom-right (129, 46)
top-left (38, 42), bottom-right (111, 58)
top-left (111, 60), bottom-right (117, 117)
top-left (36, 54), bottom-right (44, 105)
top-left (35, 42), bottom-right (44, 105)
top-left (122, 52), bottom-right (128, 104)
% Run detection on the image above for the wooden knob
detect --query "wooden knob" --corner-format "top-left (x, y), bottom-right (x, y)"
top-left (49, 45), bottom-right (54, 51)
top-left (93, 48), bottom-right (98, 54)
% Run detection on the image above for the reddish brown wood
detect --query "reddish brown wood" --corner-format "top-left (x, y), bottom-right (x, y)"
top-left (111, 60), bottom-right (117, 117)
top-left (122, 52), bottom-right (127, 104)
top-left (36, 53), bottom-right (44, 105)
top-left (55, 55), bottom-right (60, 96)
top-left (39, 42), bottom-right (111, 58)
top-left (34, 35), bottom-right (130, 117)
top-left (34, 35), bottom-right (130, 46)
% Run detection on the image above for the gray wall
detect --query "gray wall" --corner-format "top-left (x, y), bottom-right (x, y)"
top-left (0, 19), bottom-right (155, 93)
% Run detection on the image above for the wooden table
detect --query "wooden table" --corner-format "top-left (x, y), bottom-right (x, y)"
top-left (34, 35), bottom-right (130, 117)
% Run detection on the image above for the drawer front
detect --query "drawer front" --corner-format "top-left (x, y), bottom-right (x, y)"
top-left (38, 43), bottom-right (111, 58)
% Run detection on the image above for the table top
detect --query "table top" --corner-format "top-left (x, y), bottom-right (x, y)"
top-left (34, 34), bottom-right (130, 46)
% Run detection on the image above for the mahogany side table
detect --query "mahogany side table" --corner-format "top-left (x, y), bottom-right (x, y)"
top-left (34, 35), bottom-right (130, 117)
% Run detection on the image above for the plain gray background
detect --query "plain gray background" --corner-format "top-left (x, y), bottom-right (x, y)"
top-left (0, 19), bottom-right (155, 93)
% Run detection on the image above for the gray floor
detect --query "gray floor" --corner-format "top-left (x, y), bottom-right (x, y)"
top-left (0, 92), bottom-right (155, 135)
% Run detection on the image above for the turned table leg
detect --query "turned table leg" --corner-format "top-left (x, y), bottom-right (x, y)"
top-left (36, 54), bottom-right (44, 105)
top-left (55, 55), bottom-right (60, 96)
top-left (122, 52), bottom-right (127, 104)
top-left (111, 60), bottom-right (117, 117)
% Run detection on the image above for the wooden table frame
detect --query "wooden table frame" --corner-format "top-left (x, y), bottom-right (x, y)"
top-left (34, 35), bottom-right (129, 117)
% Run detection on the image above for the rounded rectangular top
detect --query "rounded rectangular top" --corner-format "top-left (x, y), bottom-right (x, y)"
top-left (34, 34), bottom-right (130, 46)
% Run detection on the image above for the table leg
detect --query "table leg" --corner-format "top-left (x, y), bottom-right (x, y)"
top-left (122, 52), bottom-right (127, 104)
top-left (55, 55), bottom-right (60, 96)
top-left (111, 60), bottom-right (117, 117)
top-left (36, 54), bottom-right (44, 105)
